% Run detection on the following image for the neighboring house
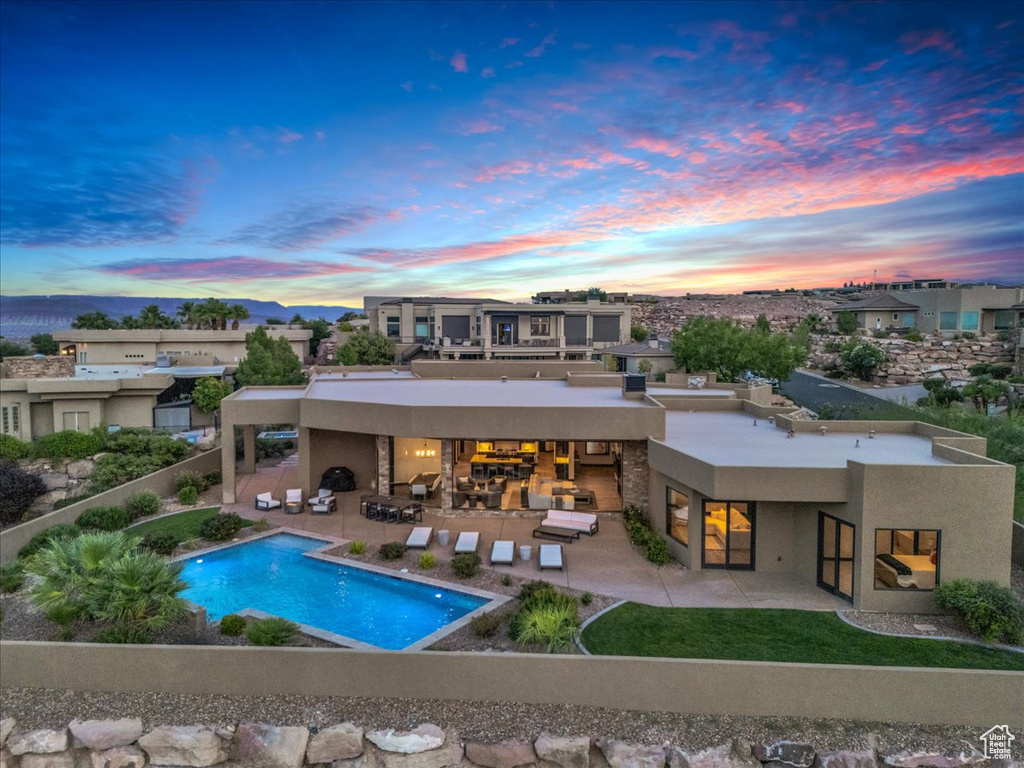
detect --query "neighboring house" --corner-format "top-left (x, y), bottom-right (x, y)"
top-left (531, 290), bottom-right (662, 304)
top-left (52, 327), bottom-right (312, 368)
top-left (222, 368), bottom-right (1014, 613)
top-left (900, 285), bottom-right (1024, 336)
top-left (598, 339), bottom-right (675, 375)
top-left (367, 296), bottom-right (632, 361)
top-left (829, 294), bottom-right (920, 331)
top-left (1014, 302), bottom-right (1024, 375)
top-left (874, 278), bottom-right (958, 292)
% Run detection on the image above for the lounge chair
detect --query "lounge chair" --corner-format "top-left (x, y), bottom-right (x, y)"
top-left (490, 540), bottom-right (515, 566)
top-left (285, 488), bottom-right (303, 514)
top-left (484, 490), bottom-right (502, 509)
top-left (539, 544), bottom-right (564, 571)
top-left (454, 531), bottom-right (480, 554)
top-left (255, 492), bottom-right (281, 511)
top-left (406, 526), bottom-right (433, 549)
top-left (309, 489), bottom-right (336, 515)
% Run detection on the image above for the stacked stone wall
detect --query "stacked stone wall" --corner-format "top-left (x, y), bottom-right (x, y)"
top-left (3, 356), bottom-right (74, 379)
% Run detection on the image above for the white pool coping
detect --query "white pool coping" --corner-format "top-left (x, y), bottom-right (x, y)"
top-left (176, 528), bottom-right (509, 652)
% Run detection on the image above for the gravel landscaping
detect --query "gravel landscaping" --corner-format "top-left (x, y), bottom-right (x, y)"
top-left (839, 610), bottom-right (981, 644)
top-left (0, 687), bottom-right (989, 755)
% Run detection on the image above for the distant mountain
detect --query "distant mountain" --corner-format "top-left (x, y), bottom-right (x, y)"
top-left (0, 295), bottom-right (361, 340)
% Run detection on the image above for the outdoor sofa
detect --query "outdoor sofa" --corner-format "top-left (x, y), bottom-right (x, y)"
top-left (541, 509), bottom-right (599, 535)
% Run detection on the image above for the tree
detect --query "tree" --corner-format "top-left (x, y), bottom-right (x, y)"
top-left (0, 339), bottom-right (31, 359)
top-left (670, 317), bottom-right (805, 382)
top-left (290, 313), bottom-right (305, 324)
top-left (754, 314), bottom-right (771, 334)
top-left (804, 312), bottom-right (823, 332)
top-left (840, 339), bottom-right (886, 381)
top-left (962, 375), bottom-right (1010, 413)
top-left (234, 326), bottom-right (305, 386)
top-left (835, 310), bottom-right (857, 335)
top-left (137, 304), bottom-right (178, 329)
top-left (337, 311), bottom-right (360, 322)
top-left (264, 317), bottom-right (286, 325)
top-left (30, 333), bottom-right (58, 355)
top-left (335, 332), bottom-right (395, 366)
top-left (176, 301), bottom-right (197, 329)
top-left (192, 377), bottom-right (232, 413)
top-left (301, 317), bottom-right (332, 356)
top-left (227, 304), bottom-right (250, 330)
top-left (744, 331), bottom-right (807, 381)
top-left (0, 463), bottom-right (46, 526)
top-left (630, 325), bottom-right (649, 342)
top-left (637, 358), bottom-right (653, 375)
top-left (72, 311), bottom-right (117, 330)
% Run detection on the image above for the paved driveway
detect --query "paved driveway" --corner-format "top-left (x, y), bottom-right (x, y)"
top-left (780, 370), bottom-right (914, 417)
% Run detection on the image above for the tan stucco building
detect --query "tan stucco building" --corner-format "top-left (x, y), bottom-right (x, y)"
top-left (367, 296), bottom-right (632, 361)
top-left (833, 286), bottom-right (1023, 336)
top-left (221, 367), bottom-right (1014, 613)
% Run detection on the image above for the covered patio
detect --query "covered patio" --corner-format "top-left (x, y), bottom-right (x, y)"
top-left (227, 458), bottom-right (847, 611)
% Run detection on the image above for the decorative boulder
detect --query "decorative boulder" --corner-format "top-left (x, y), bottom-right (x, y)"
top-left (138, 725), bottom-right (227, 767)
top-left (7, 728), bottom-right (69, 756)
top-left (70, 719), bottom-right (144, 750)
top-left (598, 739), bottom-right (666, 768)
top-left (366, 725), bottom-right (445, 755)
top-left (667, 741), bottom-right (761, 768)
top-left (306, 723), bottom-right (365, 764)
top-left (815, 750), bottom-right (878, 768)
top-left (754, 742), bottom-right (815, 768)
top-left (465, 739), bottom-right (537, 768)
top-left (89, 745), bottom-right (148, 768)
top-left (20, 754), bottom-right (76, 768)
top-left (232, 723), bottom-right (310, 768)
top-left (377, 741), bottom-right (463, 768)
top-left (534, 734), bottom-right (591, 768)
top-left (0, 719), bottom-right (13, 747)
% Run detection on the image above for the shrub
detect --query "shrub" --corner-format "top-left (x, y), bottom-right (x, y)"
top-left (203, 470), bottom-right (223, 487)
top-left (178, 486), bottom-right (199, 505)
top-left (835, 311), bottom-right (857, 335)
top-left (219, 614), bottom-right (247, 636)
top-left (176, 470), bottom-right (208, 493)
top-left (379, 541), bottom-right (406, 561)
top-left (31, 429), bottom-right (103, 461)
top-left (18, 524), bottom-right (81, 560)
top-left (76, 506), bottom-right (130, 532)
top-left (0, 462), bottom-right (46, 527)
top-left (246, 617), bottom-right (299, 646)
top-left (198, 513), bottom-right (244, 541)
top-left (934, 578), bottom-right (1024, 644)
top-left (125, 491), bottom-right (160, 522)
top-left (841, 339), bottom-right (886, 381)
top-left (141, 530), bottom-right (180, 556)
top-left (469, 612), bottom-right (501, 637)
top-left (419, 552), bottom-right (436, 570)
top-left (581, 591), bottom-right (593, 606)
top-left (0, 434), bottom-right (29, 461)
top-left (0, 562), bottom-right (25, 593)
top-left (349, 540), bottom-right (366, 555)
top-left (252, 517), bottom-right (270, 532)
top-left (501, 573), bottom-right (513, 587)
top-left (872, 329), bottom-right (888, 339)
top-left (92, 626), bottom-right (145, 644)
top-left (517, 579), bottom-right (559, 607)
top-left (905, 329), bottom-right (924, 342)
top-left (451, 552), bottom-right (481, 579)
top-left (645, 536), bottom-right (670, 565)
top-left (54, 493), bottom-right (95, 510)
top-left (511, 601), bottom-right (580, 652)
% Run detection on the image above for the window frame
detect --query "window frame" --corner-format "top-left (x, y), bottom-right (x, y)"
top-left (873, 527), bottom-right (941, 592)
top-left (530, 315), bottom-right (551, 337)
top-left (666, 486), bottom-right (690, 547)
top-left (993, 310), bottom-right (1015, 331)
top-left (938, 311), bottom-right (958, 331)
top-left (385, 315), bottom-right (400, 338)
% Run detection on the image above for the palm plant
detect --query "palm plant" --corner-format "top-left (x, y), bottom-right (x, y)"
top-left (227, 304), bottom-right (250, 330)
top-left (91, 550), bottom-right (187, 643)
top-left (71, 311), bottom-right (117, 330)
top-left (138, 304), bottom-right (177, 329)
top-left (177, 301), bottom-right (196, 329)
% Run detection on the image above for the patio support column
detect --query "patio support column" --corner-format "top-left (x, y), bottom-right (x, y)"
top-left (440, 439), bottom-right (454, 512)
top-left (375, 435), bottom-right (390, 495)
top-left (298, 427), bottom-right (311, 498)
top-left (242, 424), bottom-right (256, 475)
top-left (222, 424), bottom-right (237, 504)
top-left (621, 440), bottom-right (649, 510)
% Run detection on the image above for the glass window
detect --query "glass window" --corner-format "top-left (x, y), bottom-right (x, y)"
top-left (993, 310), bottom-right (1015, 330)
top-left (62, 411), bottom-right (90, 432)
top-left (11, 404), bottom-right (19, 434)
top-left (961, 311), bottom-right (979, 331)
top-left (414, 317), bottom-right (429, 341)
top-left (874, 528), bottom-right (939, 590)
top-left (531, 315), bottom-right (551, 336)
top-left (1, 407), bottom-right (8, 434)
top-left (386, 316), bottom-right (400, 338)
top-left (666, 488), bottom-right (689, 546)
top-left (939, 312), bottom-right (957, 331)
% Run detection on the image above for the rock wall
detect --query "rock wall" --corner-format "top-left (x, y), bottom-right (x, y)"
top-left (0, 717), bottom-right (991, 768)
top-left (2, 356), bottom-right (75, 379)
top-left (808, 334), bottom-right (1015, 385)
top-left (632, 296), bottom-right (826, 337)
top-left (16, 456), bottom-right (96, 510)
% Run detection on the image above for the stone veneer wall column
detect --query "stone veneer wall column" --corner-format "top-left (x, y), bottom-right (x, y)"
top-left (375, 435), bottom-right (390, 495)
top-left (620, 440), bottom-right (649, 510)
top-left (440, 439), bottom-right (454, 512)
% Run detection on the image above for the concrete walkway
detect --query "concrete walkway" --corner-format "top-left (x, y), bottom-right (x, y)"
top-left (225, 459), bottom-right (847, 611)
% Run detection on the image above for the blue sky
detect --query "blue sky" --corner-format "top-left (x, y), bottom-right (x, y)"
top-left (1, 0), bottom-right (1021, 304)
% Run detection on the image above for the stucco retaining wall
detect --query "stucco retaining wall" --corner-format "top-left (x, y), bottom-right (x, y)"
top-left (0, 641), bottom-right (1020, 728)
top-left (1013, 520), bottom-right (1024, 568)
top-left (0, 448), bottom-right (223, 563)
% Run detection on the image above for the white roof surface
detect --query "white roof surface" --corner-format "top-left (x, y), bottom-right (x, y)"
top-left (75, 365), bottom-right (151, 379)
top-left (315, 371), bottom-right (417, 380)
top-left (663, 411), bottom-right (953, 468)
top-left (233, 387), bottom-right (306, 400)
top-left (305, 378), bottom-right (652, 408)
top-left (647, 388), bottom-right (734, 398)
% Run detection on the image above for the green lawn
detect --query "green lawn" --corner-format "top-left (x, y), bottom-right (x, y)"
top-left (128, 507), bottom-right (250, 540)
top-left (581, 603), bottom-right (1024, 670)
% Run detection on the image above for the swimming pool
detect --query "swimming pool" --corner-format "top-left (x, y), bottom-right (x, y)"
top-left (180, 533), bottom-right (497, 650)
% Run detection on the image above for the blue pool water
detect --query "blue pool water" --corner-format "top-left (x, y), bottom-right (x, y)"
top-left (180, 533), bottom-right (489, 650)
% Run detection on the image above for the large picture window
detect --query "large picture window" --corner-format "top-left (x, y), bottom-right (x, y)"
top-left (386, 316), bottom-right (400, 338)
top-left (414, 316), bottom-right (429, 341)
top-left (530, 315), bottom-right (551, 336)
top-left (666, 488), bottom-right (689, 546)
top-left (961, 311), bottom-right (979, 332)
top-left (993, 310), bottom-right (1016, 331)
top-left (874, 528), bottom-right (939, 590)
top-left (939, 312), bottom-right (958, 331)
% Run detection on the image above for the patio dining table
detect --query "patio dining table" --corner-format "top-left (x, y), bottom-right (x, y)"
top-left (361, 495), bottom-right (424, 523)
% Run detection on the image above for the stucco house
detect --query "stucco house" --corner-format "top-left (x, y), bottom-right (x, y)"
top-left (830, 295), bottom-right (920, 332)
top-left (221, 367), bottom-right (1014, 613)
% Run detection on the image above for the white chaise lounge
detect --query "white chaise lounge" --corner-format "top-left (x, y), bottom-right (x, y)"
top-left (455, 532), bottom-right (480, 554)
top-left (490, 540), bottom-right (515, 565)
top-left (406, 526), bottom-right (433, 549)
top-left (539, 544), bottom-right (564, 570)
top-left (255, 492), bottom-right (281, 511)
top-left (541, 509), bottom-right (598, 535)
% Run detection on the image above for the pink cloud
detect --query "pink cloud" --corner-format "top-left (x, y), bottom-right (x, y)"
top-left (776, 100), bottom-right (806, 114)
top-left (474, 159), bottom-right (536, 183)
top-left (278, 129), bottom-right (303, 144)
top-left (893, 124), bottom-right (927, 135)
top-left (499, 37), bottom-right (520, 48)
top-left (900, 29), bottom-right (957, 55)
top-left (505, 60), bottom-right (524, 69)
top-left (450, 51), bottom-right (468, 73)
top-left (862, 59), bottom-right (889, 72)
top-left (481, 66), bottom-right (496, 78)
top-left (525, 31), bottom-right (557, 58)
top-left (459, 119), bottom-right (504, 136)
top-left (649, 45), bottom-right (698, 61)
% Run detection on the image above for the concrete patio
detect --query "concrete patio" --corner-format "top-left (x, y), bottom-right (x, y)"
top-left (225, 456), bottom-right (847, 611)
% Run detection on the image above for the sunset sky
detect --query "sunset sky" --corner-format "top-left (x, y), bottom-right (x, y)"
top-left (1, 0), bottom-right (1021, 305)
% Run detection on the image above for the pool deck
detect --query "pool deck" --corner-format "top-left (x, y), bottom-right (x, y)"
top-left (226, 457), bottom-right (847, 611)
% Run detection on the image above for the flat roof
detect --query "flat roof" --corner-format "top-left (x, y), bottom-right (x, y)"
top-left (75, 365), bottom-right (150, 379)
top-left (662, 411), bottom-right (953, 468)
top-left (315, 371), bottom-right (418, 380)
top-left (233, 387), bottom-right (307, 400)
top-left (145, 365), bottom-right (226, 377)
top-left (647, 388), bottom-right (734, 398)
top-left (304, 378), bottom-right (652, 408)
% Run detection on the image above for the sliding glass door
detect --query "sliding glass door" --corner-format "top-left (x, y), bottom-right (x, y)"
top-left (818, 512), bottom-right (854, 602)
